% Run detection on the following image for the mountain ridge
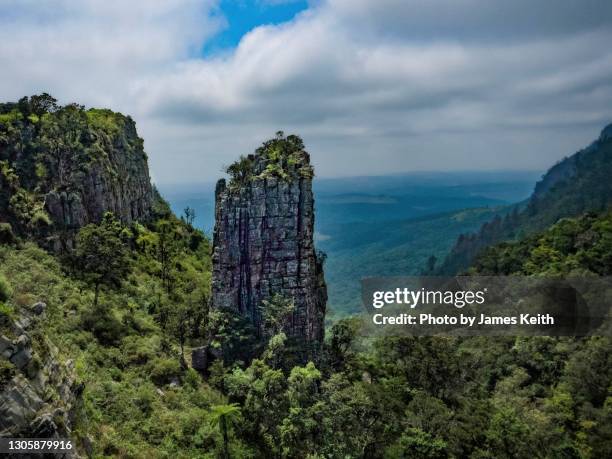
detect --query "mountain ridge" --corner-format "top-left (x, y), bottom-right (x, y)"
top-left (439, 122), bottom-right (612, 274)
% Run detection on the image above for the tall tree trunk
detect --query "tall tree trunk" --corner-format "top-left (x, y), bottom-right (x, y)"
top-left (221, 417), bottom-right (230, 459)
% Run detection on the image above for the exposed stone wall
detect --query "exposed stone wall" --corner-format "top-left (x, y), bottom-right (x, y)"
top-left (211, 146), bottom-right (327, 346)
top-left (0, 99), bottom-right (154, 251)
top-left (43, 116), bottom-right (153, 250)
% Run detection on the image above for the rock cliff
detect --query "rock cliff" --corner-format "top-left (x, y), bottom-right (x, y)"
top-left (0, 94), bottom-right (153, 250)
top-left (211, 133), bottom-right (327, 348)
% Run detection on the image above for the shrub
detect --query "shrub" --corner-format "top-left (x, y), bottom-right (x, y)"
top-left (0, 302), bottom-right (15, 329)
top-left (0, 274), bottom-right (12, 302)
top-left (0, 223), bottom-right (15, 244)
top-left (121, 335), bottom-right (156, 365)
top-left (13, 292), bottom-right (35, 308)
top-left (30, 210), bottom-right (52, 227)
top-left (81, 306), bottom-right (127, 346)
top-left (184, 367), bottom-right (201, 389)
top-left (0, 359), bottom-right (16, 389)
top-left (148, 357), bottom-right (182, 386)
top-left (133, 384), bottom-right (156, 416)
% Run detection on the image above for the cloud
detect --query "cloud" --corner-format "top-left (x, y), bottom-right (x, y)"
top-left (0, 0), bottom-right (223, 109)
top-left (1, 0), bottom-right (612, 183)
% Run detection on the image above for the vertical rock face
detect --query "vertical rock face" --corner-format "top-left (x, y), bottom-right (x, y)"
top-left (43, 114), bottom-right (154, 250)
top-left (0, 96), bottom-right (154, 250)
top-left (212, 134), bottom-right (327, 346)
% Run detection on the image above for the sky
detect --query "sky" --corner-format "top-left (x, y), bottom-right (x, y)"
top-left (1, 0), bottom-right (612, 184)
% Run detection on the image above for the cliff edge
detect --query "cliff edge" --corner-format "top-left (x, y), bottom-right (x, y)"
top-left (0, 94), bottom-right (153, 251)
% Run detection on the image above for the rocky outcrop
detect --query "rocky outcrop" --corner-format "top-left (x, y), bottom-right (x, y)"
top-left (1, 302), bottom-right (80, 444)
top-left (211, 134), bottom-right (327, 348)
top-left (42, 113), bottom-right (154, 251)
top-left (0, 96), bottom-right (154, 251)
top-left (46, 120), bottom-right (152, 222)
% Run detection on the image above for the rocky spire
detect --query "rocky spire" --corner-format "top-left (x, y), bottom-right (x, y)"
top-left (211, 133), bottom-right (327, 347)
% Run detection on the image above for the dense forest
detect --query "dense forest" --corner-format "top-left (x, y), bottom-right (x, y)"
top-left (2, 203), bottom-right (611, 457)
top-left (1, 97), bottom-right (612, 458)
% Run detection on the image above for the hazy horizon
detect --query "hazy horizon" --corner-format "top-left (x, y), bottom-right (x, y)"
top-left (155, 168), bottom-right (544, 188)
top-left (159, 169), bottom-right (540, 234)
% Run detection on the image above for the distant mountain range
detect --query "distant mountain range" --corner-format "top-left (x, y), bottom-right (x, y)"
top-left (440, 123), bottom-right (612, 274)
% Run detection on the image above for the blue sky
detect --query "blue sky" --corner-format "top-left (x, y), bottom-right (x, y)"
top-left (203, 0), bottom-right (308, 55)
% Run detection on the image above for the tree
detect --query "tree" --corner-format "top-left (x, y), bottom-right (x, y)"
top-left (29, 93), bottom-right (58, 116)
top-left (210, 403), bottom-right (242, 459)
top-left (36, 103), bottom-right (88, 188)
top-left (259, 294), bottom-right (294, 336)
top-left (155, 219), bottom-right (180, 295)
top-left (280, 362), bottom-right (323, 457)
top-left (328, 317), bottom-right (361, 370)
top-left (183, 206), bottom-right (196, 226)
top-left (384, 428), bottom-right (448, 459)
top-left (168, 301), bottom-right (193, 368)
top-left (75, 212), bottom-right (131, 308)
top-left (226, 155), bottom-right (253, 187)
top-left (224, 358), bottom-right (288, 455)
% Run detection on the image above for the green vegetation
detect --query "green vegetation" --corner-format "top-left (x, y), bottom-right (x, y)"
top-left (210, 403), bottom-right (242, 459)
top-left (321, 206), bottom-right (504, 317)
top-left (0, 273), bottom-right (11, 302)
top-left (226, 131), bottom-right (313, 189)
top-left (0, 94), bottom-right (146, 238)
top-left (472, 211), bottom-right (612, 276)
top-left (4, 201), bottom-right (610, 457)
top-left (2, 100), bottom-right (612, 456)
top-left (441, 125), bottom-right (612, 274)
top-left (73, 212), bottom-right (132, 308)
top-left (0, 198), bottom-right (225, 456)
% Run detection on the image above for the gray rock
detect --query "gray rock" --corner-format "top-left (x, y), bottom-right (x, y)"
top-left (31, 302), bottom-right (47, 315)
top-left (10, 347), bottom-right (32, 370)
top-left (191, 346), bottom-right (208, 372)
top-left (0, 313), bottom-right (79, 440)
top-left (0, 335), bottom-right (13, 358)
top-left (211, 142), bottom-right (327, 351)
top-left (7, 110), bottom-right (154, 250)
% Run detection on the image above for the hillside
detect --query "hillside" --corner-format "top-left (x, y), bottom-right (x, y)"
top-left (0, 216), bottom-right (218, 455)
top-left (1, 95), bottom-right (611, 457)
top-left (440, 123), bottom-right (612, 274)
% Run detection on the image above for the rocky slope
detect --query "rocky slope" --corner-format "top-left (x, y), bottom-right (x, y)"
top-left (211, 134), bottom-right (327, 348)
top-left (1, 302), bottom-right (80, 444)
top-left (0, 94), bottom-right (153, 251)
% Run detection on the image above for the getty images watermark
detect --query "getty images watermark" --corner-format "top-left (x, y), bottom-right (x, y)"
top-left (360, 276), bottom-right (612, 336)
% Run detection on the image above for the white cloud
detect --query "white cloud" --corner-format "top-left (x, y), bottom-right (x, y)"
top-left (0, 0), bottom-right (223, 109)
top-left (1, 0), bottom-right (612, 183)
